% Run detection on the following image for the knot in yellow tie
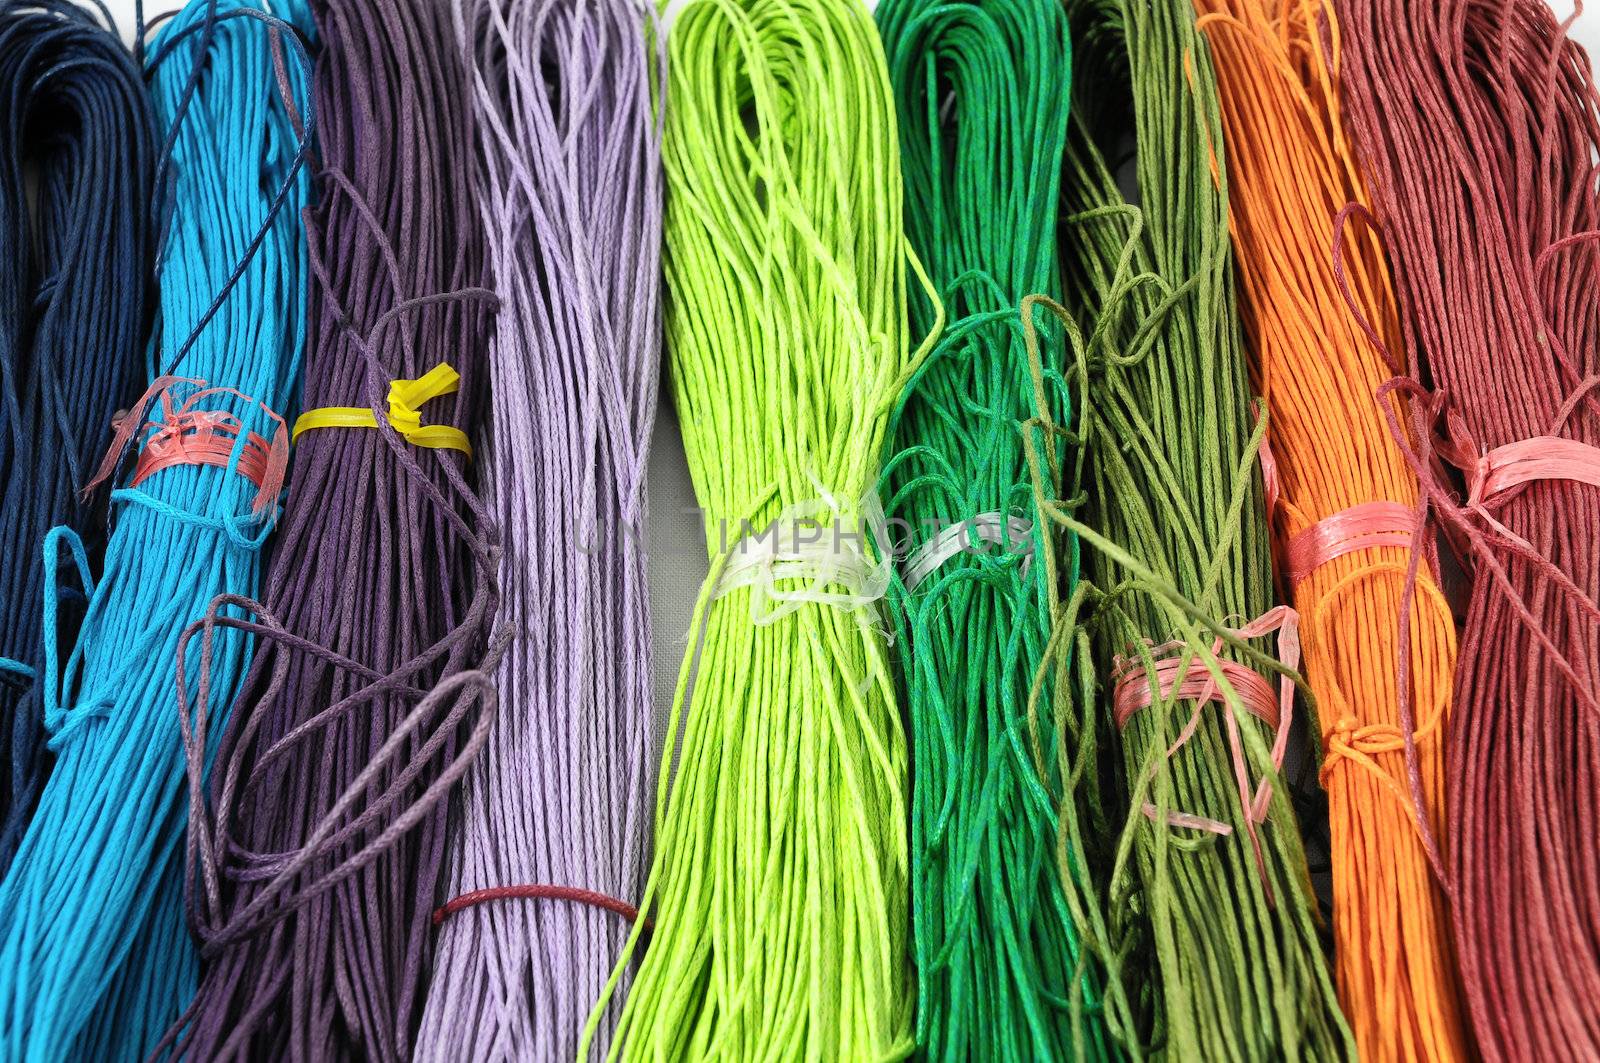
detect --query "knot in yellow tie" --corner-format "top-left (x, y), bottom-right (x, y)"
top-left (291, 362), bottom-right (472, 457)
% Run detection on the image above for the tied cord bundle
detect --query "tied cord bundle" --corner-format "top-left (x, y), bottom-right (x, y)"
top-left (0, 0), bottom-right (155, 867)
top-left (169, 0), bottom-right (502, 1054)
top-left (416, 0), bottom-right (662, 1055)
top-left (1336, 0), bottom-right (1600, 1056)
top-left (583, 0), bottom-right (919, 1054)
top-left (0, 0), bottom-right (315, 1057)
top-left (1194, 0), bottom-right (1468, 1057)
top-left (1036, 0), bottom-right (1352, 1055)
top-left (872, 0), bottom-right (1132, 1056)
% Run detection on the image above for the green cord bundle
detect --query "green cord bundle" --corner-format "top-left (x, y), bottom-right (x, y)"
top-left (873, 0), bottom-right (1132, 1057)
top-left (581, 0), bottom-right (922, 1056)
top-left (1021, 0), bottom-right (1354, 1056)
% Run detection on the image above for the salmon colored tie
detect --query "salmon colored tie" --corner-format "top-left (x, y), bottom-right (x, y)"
top-left (1437, 406), bottom-right (1600, 553)
top-left (1112, 605), bottom-right (1300, 899)
top-left (1284, 501), bottom-right (1418, 585)
top-left (1254, 399), bottom-right (1281, 517)
top-left (85, 376), bottom-right (289, 514)
top-left (1469, 436), bottom-right (1600, 498)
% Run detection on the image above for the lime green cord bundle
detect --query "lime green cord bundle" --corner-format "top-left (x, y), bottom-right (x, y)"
top-left (1019, 0), bottom-right (1354, 1057)
top-left (580, 0), bottom-right (926, 1056)
top-left (873, 0), bottom-right (1134, 1057)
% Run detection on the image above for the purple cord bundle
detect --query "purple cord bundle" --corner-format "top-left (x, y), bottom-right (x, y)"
top-left (415, 0), bottom-right (661, 1054)
top-left (167, 0), bottom-right (504, 1056)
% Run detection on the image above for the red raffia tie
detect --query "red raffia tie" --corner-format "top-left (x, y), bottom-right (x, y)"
top-left (84, 375), bottom-right (288, 515)
top-left (1255, 398), bottom-right (1281, 517)
top-left (431, 885), bottom-right (651, 931)
top-left (1111, 605), bottom-right (1300, 901)
top-left (1284, 501), bottom-right (1418, 585)
top-left (1262, 364), bottom-right (1450, 881)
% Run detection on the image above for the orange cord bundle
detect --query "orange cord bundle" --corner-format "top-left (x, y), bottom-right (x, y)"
top-left (1194, 2), bottom-right (1469, 1059)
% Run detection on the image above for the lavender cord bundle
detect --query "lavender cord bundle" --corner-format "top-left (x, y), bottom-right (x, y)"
top-left (166, 0), bottom-right (504, 1056)
top-left (415, 0), bottom-right (661, 1056)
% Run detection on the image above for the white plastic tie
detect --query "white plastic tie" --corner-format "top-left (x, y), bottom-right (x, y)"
top-left (900, 513), bottom-right (1033, 592)
top-left (712, 488), bottom-right (891, 625)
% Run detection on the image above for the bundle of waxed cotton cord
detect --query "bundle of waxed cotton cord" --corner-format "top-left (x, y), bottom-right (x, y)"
top-left (872, 0), bottom-right (1133, 1056)
top-left (415, 0), bottom-right (662, 1055)
top-left (1022, 0), bottom-right (1352, 1056)
top-left (164, 0), bottom-right (503, 1054)
top-left (0, 0), bottom-right (155, 870)
top-left (1336, 1), bottom-right (1600, 1057)
top-left (0, 0), bottom-right (314, 1057)
top-left (1194, 1), bottom-right (1467, 1057)
top-left (580, 0), bottom-right (924, 1055)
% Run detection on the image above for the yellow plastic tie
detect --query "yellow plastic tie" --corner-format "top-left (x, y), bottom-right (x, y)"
top-left (290, 362), bottom-right (472, 457)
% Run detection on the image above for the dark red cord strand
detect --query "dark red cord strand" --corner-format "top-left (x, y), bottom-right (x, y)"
top-left (432, 885), bottom-right (651, 930)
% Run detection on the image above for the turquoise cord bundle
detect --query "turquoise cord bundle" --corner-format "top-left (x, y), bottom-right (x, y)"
top-left (874, 0), bottom-right (1133, 1056)
top-left (0, 0), bottom-right (313, 1057)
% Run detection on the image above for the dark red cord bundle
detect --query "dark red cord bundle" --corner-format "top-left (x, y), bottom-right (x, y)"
top-left (1335, 1), bottom-right (1600, 1056)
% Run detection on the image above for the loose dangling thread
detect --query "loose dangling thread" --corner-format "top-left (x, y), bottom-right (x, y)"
top-left (165, 0), bottom-right (504, 1054)
top-left (872, 0), bottom-right (1135, 1056)
top-left (1193, 0), bottom-right (1469, 1056)
top-left (580, 0), bottom-right (924, 1054)
top-left (1042, 0), bottom-right (1353, 1054)
top-left (0, 0), bottom-right (157, 871)
top-left (415, 0), bottom-right (663, 1056)
top-left (0, 0), bottom-right (316, 1058)
top-left (1335, 0), bottom-right (1600, 1057)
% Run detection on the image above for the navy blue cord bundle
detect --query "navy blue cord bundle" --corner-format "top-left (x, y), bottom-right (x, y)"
top-left (0, 0), bottom-right (156, 871)
top-left (0, 0), bottom-right (315, 1058)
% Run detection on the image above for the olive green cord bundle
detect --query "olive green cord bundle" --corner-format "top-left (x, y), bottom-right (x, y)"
top-left (1024, 0), bottom-right (1354, 1057)
top-left (580, 0), bottom-right (925, 1056)
top-left (872, 0), bottom-right (1132, 1057)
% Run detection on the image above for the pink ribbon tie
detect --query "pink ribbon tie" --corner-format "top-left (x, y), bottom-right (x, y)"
top-left (1112, 605), bottom-right (1301, 903)
top-left (1284, 501), bottom-right (1418, 585)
